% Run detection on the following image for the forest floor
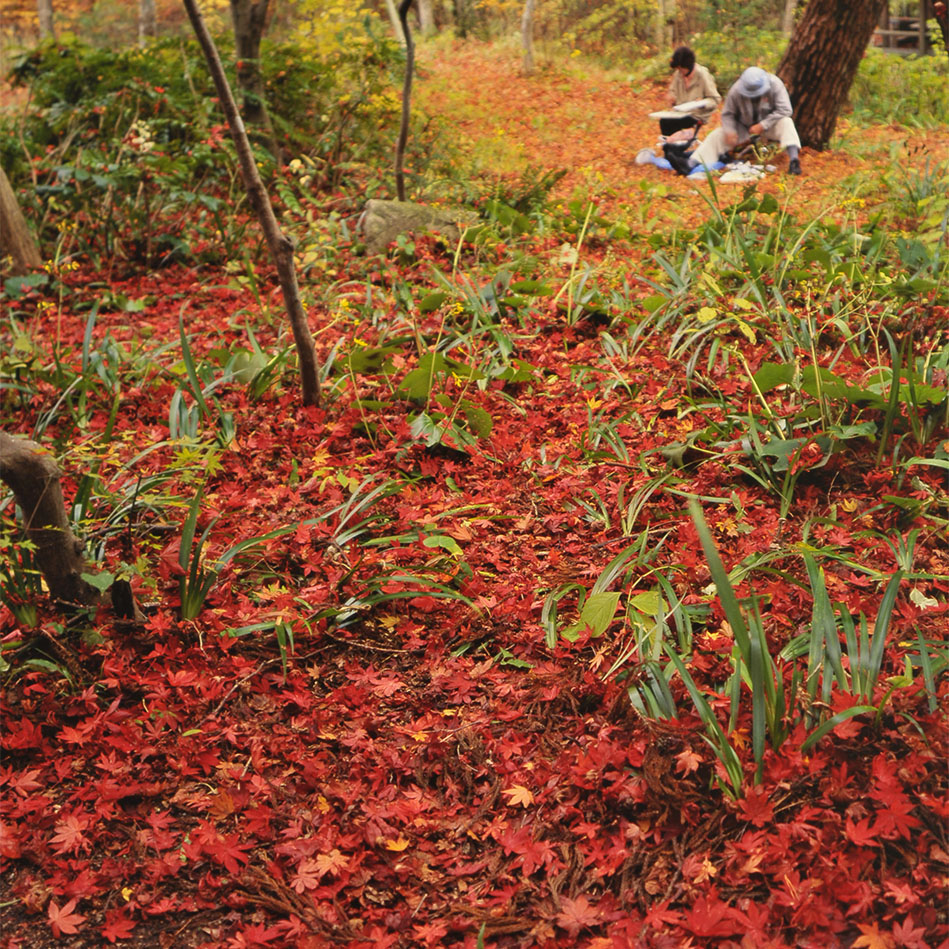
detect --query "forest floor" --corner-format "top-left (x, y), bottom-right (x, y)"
top-left (1, 40), bottom-right (948, 949)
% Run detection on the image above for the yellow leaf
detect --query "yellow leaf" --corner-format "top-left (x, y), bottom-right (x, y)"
top-left (384, 836), bottom-right (410, 851)
top-left (696, 306), bottom-right (718, 323)
top-left (735, 317), bottom-right (757, 343)
top-left (502, 784), bottom-right (534, 807)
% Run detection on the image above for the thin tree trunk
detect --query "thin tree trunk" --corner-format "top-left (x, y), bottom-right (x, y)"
top-left (395, 0), bottom-right (414, 202)
top-left (384, 0), bottom-right (405, 43)
top-left (0, 433), bottom-right (96, 609)
top-left (139, 0), bottom-right (157, 46)
top-left (781, 0), bottom-right (797, 36)
top-left (777, 0), bottom-right (889, 149)
top-left (418, 0), bottom-right (434, 34)
top-left (0, 166), bottom-right (43, 276)
top-left (37, 0), bottom-right (55, 40)
top-left (182, 0), bottom-right (320, 407)
top-left (521, 0), bottom-right (536, 74)
top-left (654, 0), bottom-right (666, 48)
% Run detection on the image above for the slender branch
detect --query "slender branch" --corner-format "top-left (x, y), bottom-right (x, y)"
top-left (181, 0), bottom-right (320, 407)
top-left (395, 0), bottom-right (414, 202)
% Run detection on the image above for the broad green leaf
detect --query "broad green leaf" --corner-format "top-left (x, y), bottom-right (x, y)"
top-left (753, 362), bottom-right (794, 393)
top-left (418, 291), bottom-right (449, 313)
top-left (565, 591), bottom-right (620, 639)
top-left (422, 534), bottom-right (463, 556)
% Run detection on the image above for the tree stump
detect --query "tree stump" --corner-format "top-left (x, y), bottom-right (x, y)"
top-left (0, 166), bottom-right (42, 276)
top-left (0, 432), bottom-right (96, 608)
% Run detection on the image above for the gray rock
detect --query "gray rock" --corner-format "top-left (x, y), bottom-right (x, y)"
top-left (358, 199), bottom-right (479, 254)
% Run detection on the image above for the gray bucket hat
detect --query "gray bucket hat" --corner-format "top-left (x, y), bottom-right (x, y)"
top-left (737, 67), bottom-right (770, 98)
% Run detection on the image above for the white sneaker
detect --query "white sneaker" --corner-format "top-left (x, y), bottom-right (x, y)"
top-left (635, 148), bottom-right (655, 165)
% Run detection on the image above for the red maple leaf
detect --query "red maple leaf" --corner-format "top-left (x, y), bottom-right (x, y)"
top-left (556, 894), bottom-right (600, 936)
top-left (48, 898), bottom-right (86, 937)
top-left (737, 786), bottom-right (774, 827)
top-left (51, 814), bottom-right (91, 855)
top-left (846, 816), bottom-right (880, 847)
top-left (102, 908), bottom-right (136, 943)
top-left (890, 915), bottom-right (929, 949)
top-left (682, 893), bottom-right (744, 938)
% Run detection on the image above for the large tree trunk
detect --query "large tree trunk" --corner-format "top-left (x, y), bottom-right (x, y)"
top-left (0, 166), bottom-right (42, 276)
top-left (777, 0), bottom-right (888, 149)
top-left (182, 0), bottom-right (320, 407)
top-left (0, 433), bottom-right (96, 609)
top-left (139, 0), bottom-right (157, 46)
top-left (37, 0), bottom-right (55, 40)
top-left (229, 0), bottom-right (278, 157)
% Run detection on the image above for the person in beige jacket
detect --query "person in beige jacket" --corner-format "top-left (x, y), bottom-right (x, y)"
top-left (635, 45), bottom-right (720, 170)
top-left (665, 46), bottom-right (722, 132)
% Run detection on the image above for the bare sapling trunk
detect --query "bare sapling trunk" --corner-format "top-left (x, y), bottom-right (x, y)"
top-left (395, 0), bottom-right (415, 202)
top-left (0, 165), bottom-right (43, 275)
top-left (139, 0), bottom-right (157, 46)
top-left (37, 0), bottom-right (56, 40)
top-left (418, 0), bottom-right (434, 34)
top-left (182, 0), bottom-right (320, 407)
top-left (0, 432), bottom-right (96, 608)
top-left (781, 0), bottom-right (797, 35)
top-left (521, 0), bottom-right (536, 74)
top-left (385, 0), bottom-right (405, 44)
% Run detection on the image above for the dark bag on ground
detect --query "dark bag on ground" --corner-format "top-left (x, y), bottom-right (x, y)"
top-left (663, 142), bottom-right (694, 176)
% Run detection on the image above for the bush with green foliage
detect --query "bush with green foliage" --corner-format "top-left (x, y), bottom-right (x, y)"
top-left (0, 24), bottom-right (407, 268)
top-left (849, 47), bottom-right (949, 127)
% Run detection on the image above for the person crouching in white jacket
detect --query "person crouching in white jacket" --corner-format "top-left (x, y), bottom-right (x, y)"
top-left (690, 67), bottom-right (803, 175)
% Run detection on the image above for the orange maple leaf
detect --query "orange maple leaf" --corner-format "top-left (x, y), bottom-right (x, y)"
top-left (502, 784), bottom-right (534, 807)
top-left (852, 923), bottom-right (896, 949)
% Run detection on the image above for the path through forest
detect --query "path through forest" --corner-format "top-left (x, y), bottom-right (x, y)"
top-left (416, 40), bottom-right (949, 224)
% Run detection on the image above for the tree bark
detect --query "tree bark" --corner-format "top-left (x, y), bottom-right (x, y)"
top-left (182, 0), bottom-right (320, 408)
top-left (37, 0), bottom-right (55, 40)
top-left (395, 0), bottom-right (414, 202)
top-left (228, 0), bottom-right (279, 159)
top-left (521, 0), bottom-right (536, 74)
top-left (0, 433), bottom-right (96, 608)
top-left (139, 0), bottom-right (157, 47)
top-left (0, 165), bottom-right (43, 276)
top-left (777, 0), bottom-right (889, 149)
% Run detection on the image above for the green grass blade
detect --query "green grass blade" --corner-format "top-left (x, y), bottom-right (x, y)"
top-left (864, 571), bottom-right (903, 699)
top-left (801, 705), bottom-right (876, 753)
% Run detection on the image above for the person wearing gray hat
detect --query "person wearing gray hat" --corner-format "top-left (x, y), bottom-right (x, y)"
top-left (689, 66), bottom-right (803, 175)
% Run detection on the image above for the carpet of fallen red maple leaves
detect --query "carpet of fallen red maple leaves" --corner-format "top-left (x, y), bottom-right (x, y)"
top-left (2, 40), bottom-right (949, 949)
